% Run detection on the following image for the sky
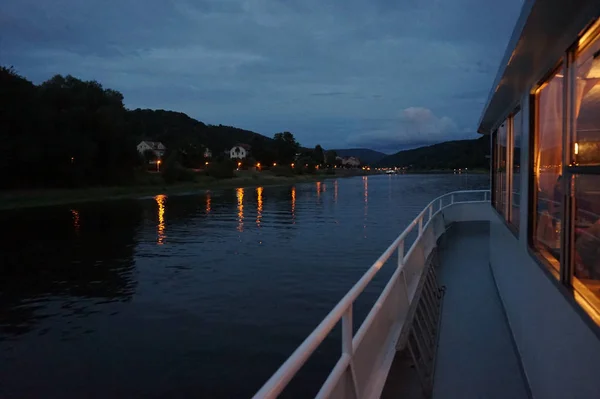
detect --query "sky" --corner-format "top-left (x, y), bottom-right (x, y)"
top-left (1, 0), bottom-right (523, 153)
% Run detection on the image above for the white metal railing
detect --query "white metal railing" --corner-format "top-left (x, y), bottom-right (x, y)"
top-left (253, 190), bottom-right (490, 399)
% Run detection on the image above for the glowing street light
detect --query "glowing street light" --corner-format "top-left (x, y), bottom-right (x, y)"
top-left (273, 162), bottom-right (277, 166)
top-left (291, 163), bottom-right (295, 168)
top-left (157, 159), bottom-right (162, 172)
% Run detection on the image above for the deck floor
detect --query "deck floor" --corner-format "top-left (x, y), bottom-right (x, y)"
top-left (432, 222), bottom-right (530, 399)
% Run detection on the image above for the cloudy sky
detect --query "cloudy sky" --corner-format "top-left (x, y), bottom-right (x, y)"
top-left (1, 0), bottom-right (523, 152)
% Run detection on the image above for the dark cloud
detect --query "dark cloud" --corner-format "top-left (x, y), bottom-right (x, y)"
top-left (1, 0), bottom-right (523, 149)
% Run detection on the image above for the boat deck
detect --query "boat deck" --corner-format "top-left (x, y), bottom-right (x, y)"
top-left (432, 222), bottom-right (531, 399)
top-left (382, 221), bottom-right (531, 398)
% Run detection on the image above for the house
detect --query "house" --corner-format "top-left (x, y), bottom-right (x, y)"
top-left (230, 144), bottom-right (251, 159)
top-left (204, 148), bottom-right (212, 159)
top-left (137, 141), bottom-right (166, 159)
top-left (341, 156), bottom-right (361, 167)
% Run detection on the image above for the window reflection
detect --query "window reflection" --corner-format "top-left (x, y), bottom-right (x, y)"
top-left (511, 110), bottom-right (522, 229)
top-left (236, 188), bottom-right (244, 232)
top-left (155, 194), bottom-right (166, 245)
top-left (572, 34), bottom-right (600, 306)
top-left (573, 37), bottom-right (600, 166)
top-left (574, 175), bottom-right (600, 306)
top-left (256, 186), bottom-right (263, 227)
top-left (533, 68), bottom-right (564, 270)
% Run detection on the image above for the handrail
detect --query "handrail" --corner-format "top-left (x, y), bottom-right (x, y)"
top-left (253, 189), bottom-right (490, 399)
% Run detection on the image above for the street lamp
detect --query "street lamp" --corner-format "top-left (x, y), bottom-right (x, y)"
top-left (157, 159), bottom-right (162, 172)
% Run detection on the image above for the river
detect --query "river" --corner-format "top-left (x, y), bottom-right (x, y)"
top-left (0, 174), bottom-right (488, 398)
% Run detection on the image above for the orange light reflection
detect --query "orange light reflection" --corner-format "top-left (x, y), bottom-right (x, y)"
top-left (256, 186), bottom-right (263, 227)
top-left (291, 186), bottom-right (296, 223)
top-left (206, 192), bottom-right (211, 214)
top-left (237, 187), bottom-right (244, 232)
top-left (155, 194), bottom-right (166, 245)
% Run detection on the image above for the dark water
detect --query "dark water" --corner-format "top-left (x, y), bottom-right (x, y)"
top-left (0, 174), bottom-right (488, 398)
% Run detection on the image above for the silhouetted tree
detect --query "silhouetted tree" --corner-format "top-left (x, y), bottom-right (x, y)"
top-left (325, 150), bottom-right (337, 166)
top-left (312, 145), bottom-right (325, 164)
top-left (273, 131), bottom-right (300, 164)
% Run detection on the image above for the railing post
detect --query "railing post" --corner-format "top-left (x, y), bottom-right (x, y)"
top-left (439, 198), bottom-right (443, 210)
top-left (484, 191), bottom-right (488, 201)
top-left (398, 239), bottom-right (405, 268)
top-left (418, 216), bottom-right (423, 236)
top-left (342, 305), bottom-right (360, 398)
top-left (428, 205), bottom-right (433, 220)
top-left (342, 306), bottom-right (353, 355)
top-left (451, 194), bottom-right (455, 204)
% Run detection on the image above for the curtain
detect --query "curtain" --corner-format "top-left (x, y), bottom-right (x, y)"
top-left (536, 74), bottom-right (563, 195)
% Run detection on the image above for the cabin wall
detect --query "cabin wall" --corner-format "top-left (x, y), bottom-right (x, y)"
top-left (490, 93), bottom-right (600, 399)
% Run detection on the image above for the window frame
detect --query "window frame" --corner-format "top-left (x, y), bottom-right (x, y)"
top-left (491, 114), bottom-right (519, 237)
top-left (509, 107), bottom-right (523, 232)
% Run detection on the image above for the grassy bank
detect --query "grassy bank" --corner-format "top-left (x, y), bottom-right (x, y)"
top-left (0, 169), bottom-right (368, 210)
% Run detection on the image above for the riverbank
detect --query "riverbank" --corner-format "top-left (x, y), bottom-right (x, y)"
top-left (0, 170), bottom-right (368, 210)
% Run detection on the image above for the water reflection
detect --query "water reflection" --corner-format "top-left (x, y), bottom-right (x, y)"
top-left (155, 194), bottom-right (166, 245)
top-left (291, 186), bottom-right (296, 223)
top-left (0, 202), bottom-right (141, 338)
top-left (334, 180), bottom-right (338, 203)
top-left (363, 176), bottom-right (369, 237)
top-left (237, 187), bottom-right (244, 232)
top-left (0, 174), bottom-right (491, 398)
top-left (256, 187), bottom-right (263, 227)
top-left (71, 209), bottom-right (80, 233)
top-left (316, 181), bottom-right (322, 199)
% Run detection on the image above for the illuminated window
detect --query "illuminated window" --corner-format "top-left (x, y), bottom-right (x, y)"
top-left (532, 67), bottom-right (564, 273)
top-left (570, 29), bottom-right (600, 310)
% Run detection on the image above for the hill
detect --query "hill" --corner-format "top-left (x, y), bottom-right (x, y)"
top-left (376, 136), bottom-right (490, 170)
top-left (332, 148), bottom-right (387, 164)
top-left (125, 109), bottom-right (277, 157)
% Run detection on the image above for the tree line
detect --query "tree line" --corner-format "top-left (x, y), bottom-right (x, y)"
top-left (0, 67), bottom-right (338, 189)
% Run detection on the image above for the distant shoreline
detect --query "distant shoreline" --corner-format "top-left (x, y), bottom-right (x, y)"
top-left (0, 171), bottom-right (363, 211)
top-left (0, 169), bottom-right (489, 210)
top-left (398, 168), bottom-right (489, 175)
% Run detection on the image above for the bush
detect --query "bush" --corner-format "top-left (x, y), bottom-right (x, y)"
top-left (205, 161), bottom-right (235, 179)
top-left (305, 164), bottom-right (316, 174)
top-left (271, 165), bottom-right (294, 177)
top-left (161, 154), bottom-right (196, 184)
top-left (325, 168), bottom-right (336, 175)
